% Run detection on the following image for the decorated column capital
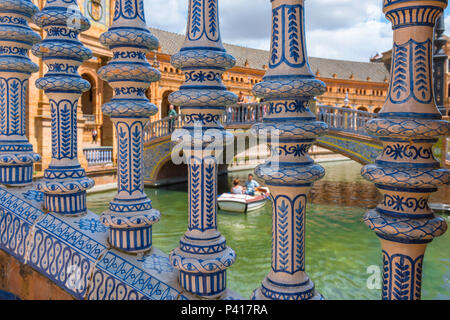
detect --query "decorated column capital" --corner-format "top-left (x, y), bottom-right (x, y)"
top-left (362, 0), bottom-right (449, 300)
top-left (168, 0), bottom-right (237, 298)
top-left (251, 0), bottom-right (327, 300)
top-left (0, 0), bottom-right (41, 186)
top-left (98, 0), bottom-right (161, 253)
top-left (32, 0), bottom-right (94, 215)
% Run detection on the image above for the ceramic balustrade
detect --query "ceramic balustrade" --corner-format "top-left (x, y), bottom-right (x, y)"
top-left (250, 0), bottom-right (328, 300)
top-left (0, 0), bottom-right (41, 186)
top-left (168, 0), bottom-right (237, 298)
top-left (98, 0), bottom-right (161, 253)
top-left (32, 0), bottom-right (94, 215)
top-left (362, 0), bottom-right (449, 300)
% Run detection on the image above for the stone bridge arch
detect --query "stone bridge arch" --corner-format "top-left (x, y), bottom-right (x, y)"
top-left (143, 110), bottom-right (383, 187)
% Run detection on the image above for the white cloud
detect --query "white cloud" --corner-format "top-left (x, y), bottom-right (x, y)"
top-left (143, 0), bottom-right (450, 62)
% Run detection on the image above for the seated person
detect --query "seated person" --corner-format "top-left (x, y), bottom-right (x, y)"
top-left (231, 179), bottom-right (245, 195)
top-left (245, 174), bottom-right (260, 196)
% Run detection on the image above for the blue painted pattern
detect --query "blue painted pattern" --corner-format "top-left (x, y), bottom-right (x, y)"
top-left (98, 0), bottom-right (161, 253)
top-left (0, 0), bottom-right (41, 186)
top-left (33, 0), bottom-right (94, 215)
top-left (168, 0), bottom-right (237, 298)
top-left (250, 0), bottom-right (326, 301)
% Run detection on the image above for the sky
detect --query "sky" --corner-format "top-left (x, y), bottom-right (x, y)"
top-left (144, 0), bottom-right (450, 63)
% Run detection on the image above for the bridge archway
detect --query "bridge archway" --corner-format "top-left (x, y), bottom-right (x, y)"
top-left (373, 107), bottom-right (381, 113)
top-left (144, 104), bottom-right (383, 186)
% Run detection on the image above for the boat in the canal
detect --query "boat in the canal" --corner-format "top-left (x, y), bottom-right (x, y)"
top-left (217, 187), bottom-right (270, 213)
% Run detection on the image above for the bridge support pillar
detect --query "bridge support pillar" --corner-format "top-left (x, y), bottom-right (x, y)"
top-left (98, 0), bottom-right (161, 253)
top-left (0, 0), bottom-right (41, 186)
top-left (32, 0), bottom-right (94, 215)
top-left (168, 0), bottom-right (237, 298)
top-left (362, 0), bottom-right (449, 300)
top-left (251, 0), bottom-right (327, 300)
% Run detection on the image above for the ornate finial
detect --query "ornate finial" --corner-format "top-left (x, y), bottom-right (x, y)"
top-left (32, 0), bottom-right (94, 215)
top-left (363, 0), bottom-right (449, 300)
top-left (344, 92), bottom-right (349, 106)
top-left (98, 0), bottom-right (161, 253)
top-left (168, 0), bottom-right (237, 298)
top-left (0, 0), bottom-right (41, 186)
top-left (251, 0), bottom-right (327, 300)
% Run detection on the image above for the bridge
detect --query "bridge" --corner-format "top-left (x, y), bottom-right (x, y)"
top-left (143, 103), bottom-right (383, 186)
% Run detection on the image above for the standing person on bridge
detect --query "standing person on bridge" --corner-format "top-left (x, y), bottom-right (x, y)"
top-left (168, 104), bottom-right (177, 133)
top-left (237, 91), bottom-right (245, 122)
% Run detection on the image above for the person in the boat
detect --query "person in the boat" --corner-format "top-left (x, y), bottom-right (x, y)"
top-left (231, 179), bottom-right (245, 194)
top-left (245, 174), bottom-right (260, 196)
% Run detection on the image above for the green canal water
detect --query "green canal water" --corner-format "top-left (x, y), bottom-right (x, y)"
top-left (87, 161), bottom-right (450, 300)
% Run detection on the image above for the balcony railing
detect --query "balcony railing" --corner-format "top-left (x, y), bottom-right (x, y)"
top-left (83, 146), bottom-right (114, 167)
top-left (82, 114), bottom-right (96, 124)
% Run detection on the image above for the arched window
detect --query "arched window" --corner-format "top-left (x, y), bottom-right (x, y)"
top-left (357, 106), bottom-right (369, 112)
top-left (81, 74), bottom-right (95, 116)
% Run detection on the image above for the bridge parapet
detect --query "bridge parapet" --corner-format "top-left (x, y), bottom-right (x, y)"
top-left (0, 184), bottom-right (202, 300)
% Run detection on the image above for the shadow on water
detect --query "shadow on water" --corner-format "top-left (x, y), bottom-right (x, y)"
top-left (87, 160), bottom-right (450, 300)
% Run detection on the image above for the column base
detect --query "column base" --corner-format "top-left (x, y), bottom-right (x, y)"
top-left (251, 277), bottom-right (323, 300)
top-left (170, 236), bottom-right (236, 298)
top-left (44, 191), bottom-right (87, 216)
top-left (108, 225), bottom-right (154, 254)
top-left (0, 164), bottom-right (34, 186)
top-left (100, 197), bottom-right (161, 254)
top-left (180, 270), bottom-right (227, 298)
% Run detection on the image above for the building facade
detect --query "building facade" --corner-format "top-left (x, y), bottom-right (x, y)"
top-left (28, 0), bottom-right (391, 173)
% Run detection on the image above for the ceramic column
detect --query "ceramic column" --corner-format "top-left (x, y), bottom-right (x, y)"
top-left (168, 0), bottom-right (237, 298)
top-left (251, 0), bottom-right (327, 300)
top-left (0, 0), bottom-right (41, 186)
top-left (362, 0), bottom-right (449, 300)
top-left (98, 0), bottom-right (161, 253)
top-left (32, 0), bottom-right (94, 215)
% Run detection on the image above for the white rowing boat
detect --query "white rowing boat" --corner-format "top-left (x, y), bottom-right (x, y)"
top-left (217, 188), bottom-right (270, 213)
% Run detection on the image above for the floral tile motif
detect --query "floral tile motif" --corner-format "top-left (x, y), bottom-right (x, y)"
top-left (22, 189), bottom-right (44, 202)
top-left (75, 218), bottom-right (109, 234)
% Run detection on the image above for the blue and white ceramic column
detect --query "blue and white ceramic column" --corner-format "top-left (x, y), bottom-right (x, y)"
top-left (0, 0), bottom-right (41, 186)
top-left (251, 0), bottom-right (327, 300)
top-left (168, 0), bottom-right (237, 298)
top-left (32, 0), bottom-right (94, 215)
top-left (98, 0), bottom-right (161, 253)
top-left (362, 0), bottom-right (449, 300)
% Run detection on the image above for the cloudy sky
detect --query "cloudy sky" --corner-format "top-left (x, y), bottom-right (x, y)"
top-left (144, 0), bottom-right (450, 62)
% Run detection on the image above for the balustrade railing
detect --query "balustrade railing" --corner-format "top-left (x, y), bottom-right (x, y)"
top-left (82, 114), bottom-right (96, 124)
top-left (225, 103), bottom-right (266, 124)
top-left (317, 105), bottom-right (377, 135)
top-left (144, 103), bottom-right (376, 143)
top-left (145, 114), bottom-right (185, 141)
top-left (83, 147), bottom-right (113, 166)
